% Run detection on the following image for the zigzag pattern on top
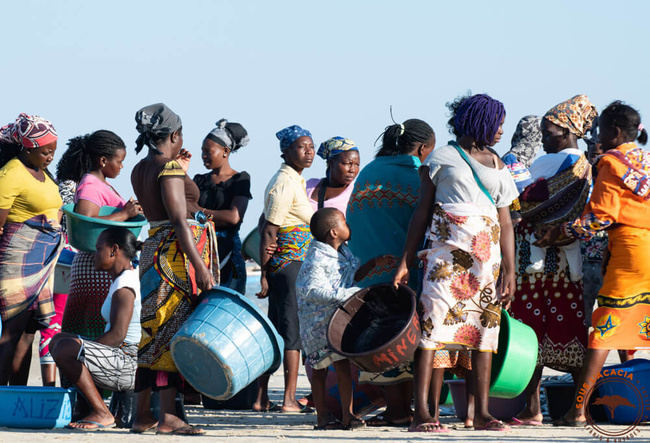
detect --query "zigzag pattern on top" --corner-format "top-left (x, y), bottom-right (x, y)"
top-left (347, 180), bottom-right (418, 213)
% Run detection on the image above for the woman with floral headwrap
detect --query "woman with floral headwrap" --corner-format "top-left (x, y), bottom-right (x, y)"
top-left (130, 103), bottom-right (218, 435)
top-left (306, 137), bottom-right (361, 214)
top-left (536, 101), bottom-right (649, 426)
top-left (508, 95), bottom-right (597, 427)
top-left (194, 119), bottom-right (252, 295)
top-left (254, 125), bottom-right (314, 413)
top-left (0, 113), bottom-right (62, 384)
top-left (394, 93), bottom-right (518, 432)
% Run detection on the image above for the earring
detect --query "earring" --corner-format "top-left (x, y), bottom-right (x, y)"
top-left (110, 252), bottom-right (115, 257)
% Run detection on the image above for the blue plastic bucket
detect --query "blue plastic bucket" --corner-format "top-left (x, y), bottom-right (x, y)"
top-left (595, 359), bottom-right (650, 424)
top-left (170, 287), bottom-right (284, 400)
top-left (0, 386), bottom-right (75, 428)
top-left (61, 204), bottom-right (148, 253)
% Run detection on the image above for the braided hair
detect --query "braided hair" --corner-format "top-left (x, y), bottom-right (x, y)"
top-left (376, 118), bottom-right (434, 158)
top-left (55, 130), bottom-right (126, 183)
top-left (0, 139), bottom-right (21, 169)
top-left (447, 93), bottom-right (505, 149)
top-left (600, 101), bottom-right (648, 146)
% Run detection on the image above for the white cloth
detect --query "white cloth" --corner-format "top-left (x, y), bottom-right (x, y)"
top-left (528, 148), bottom-right (583, 181)
top-left (424, 144), bottom-right (519, 209)
top-left (100, 268), bottom-right (141, 344)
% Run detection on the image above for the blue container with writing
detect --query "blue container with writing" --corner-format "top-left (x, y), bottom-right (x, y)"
top-left (170, 287), bottom-right (284, 400)
top-left (0, 386), bottom-right (75, 428)
top-left (595, 359), bottom-right (650, 425)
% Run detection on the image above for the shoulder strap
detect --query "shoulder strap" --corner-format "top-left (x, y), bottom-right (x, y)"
top-left (449, 141), bottom-right (495, 205)
top-left (317, 179), bottom-right (327, 209)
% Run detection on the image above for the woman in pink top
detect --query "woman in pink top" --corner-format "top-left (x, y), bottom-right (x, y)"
top-left (60, 131), bottom-right (142, 342)
top-left (306, 137), bottom-right (360, 214)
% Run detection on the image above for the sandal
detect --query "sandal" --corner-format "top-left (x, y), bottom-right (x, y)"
top-left (552, 417), bottom-right (587, 427)
top-left (408, 421), bottom-right (450, 433)
top-left (365, 413), bottom-right (412, 427)
top-left (314, 418), bottom-right (346, 430)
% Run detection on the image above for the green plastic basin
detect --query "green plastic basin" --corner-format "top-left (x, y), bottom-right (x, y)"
top-left (242, 227), bottom-right (261, 266)
top-left (62, 204), bottom-right (148, 253)
top-left (489, 309), bottom-right (538, 398)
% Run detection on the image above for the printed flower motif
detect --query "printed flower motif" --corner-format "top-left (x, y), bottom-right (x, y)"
top-left (444, 302), bottom-right (467, 325)
top-left (451, 249), bottom-right (474, 272)
top-left (453, 324), bottom-right (482, 348)
top-left (471, 231), bottom-right (492, 262)
top-left (450, 272), bottom-right (480, 301)
top-left (433, 219), bottom-right (451, 241)
top-left (422, 317), bottom-right (434, 336)
top-left (490, 224), bottom-right (501, 244)
top-left (480, 302), bottom-right (501, 328)
top-left (492, 263), bottom-right (501, 282)
top-left (428, 262), bottom-right (454, 282)
top-left (446, 212), bottom-right (468, 226)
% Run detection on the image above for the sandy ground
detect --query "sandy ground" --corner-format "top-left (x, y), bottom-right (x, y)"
top-left (0, 346), bottom-right (647, 442)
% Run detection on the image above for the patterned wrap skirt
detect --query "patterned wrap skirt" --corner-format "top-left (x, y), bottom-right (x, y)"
top-left (417, 203), bottom-right (503, 353)
top-left (590, 225), bottom-right (650, 350)
top-left (0, 215), bottom-right (62, 325)
top-left (138, 219), bottom-right (219, 373)
top-left (511, 222), bottom-right (587, 371)
top-left (62, 251), bottom-right (112, 339)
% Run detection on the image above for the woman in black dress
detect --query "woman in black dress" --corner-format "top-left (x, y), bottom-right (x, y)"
top-left (194, 119), bottom-right (251, 294)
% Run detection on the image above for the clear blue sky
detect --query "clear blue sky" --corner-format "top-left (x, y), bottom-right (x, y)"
top-left (3, 0), bottom-right (648, 236)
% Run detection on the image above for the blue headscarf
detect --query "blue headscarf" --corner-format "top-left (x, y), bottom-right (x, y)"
top-left (317, 136), bottom-right (358, 161)
top-left (276, 125), bottom-right (312, 152)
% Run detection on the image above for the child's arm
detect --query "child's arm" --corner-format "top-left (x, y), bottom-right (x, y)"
top-left (298, 264), bottom-right (360, 305)
top-left (354, 255), bottom-right (396, 282)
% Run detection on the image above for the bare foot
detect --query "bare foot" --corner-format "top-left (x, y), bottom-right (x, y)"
top-left (157, 412), bottom-right (203, 435)
top-left (280, 399), bottom-right (304, 412)
top-left (131, 418), bottom-right (158, 433)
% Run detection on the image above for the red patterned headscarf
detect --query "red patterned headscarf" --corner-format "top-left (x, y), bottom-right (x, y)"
top-left (544, 95), bottom-right (598, 139)
top-left (0, 113), bottom-right (58, 148)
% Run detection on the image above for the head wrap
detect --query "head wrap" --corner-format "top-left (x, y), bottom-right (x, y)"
top-left (543, 94), bottom-right (598, 139)
top-left (275, 125), bottom-right (312, 152)
top-left (207, 118), bottom-right (250, 152)
top-left (508, 115), bottom-right (542, 168)
top-left (317, 136), bottom-right (358, 161)
top-left (134, 103), bottom-right (182, 153)
top-left (0, 113), bottom-right (57, 149)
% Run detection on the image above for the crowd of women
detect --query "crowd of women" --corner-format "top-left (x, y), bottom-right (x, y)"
top-left (0, 93), bottom-right (647, 434)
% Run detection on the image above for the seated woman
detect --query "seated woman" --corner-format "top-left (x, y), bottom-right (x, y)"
top-left (50, 227), bottom-right (142, 430)
top-left (194, 119), bottom-right (252, 294)
top-left (306, 137), bottom-right (360, 213)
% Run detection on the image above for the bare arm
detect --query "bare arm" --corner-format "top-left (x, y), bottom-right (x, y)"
top-left (202, 196), bottom-right (249, 229)
top-left (95, 287), bottom-right (134, 348)
top-left (355, 255), bottom-right (396, 282)
top-left (161, 177), bottom-right (215, 291)
top-left (0, 208), bottom-right (8, 235)
top-left (497, 205), bottom-right (516, 304)
top-left (76, 198), bottom-right (142, 222)
top-left (257, 220), bottom-right (279, 298)
top-left (393, 167), bottom-right (436, 286)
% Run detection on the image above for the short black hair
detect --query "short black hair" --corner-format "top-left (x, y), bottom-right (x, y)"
top-left (600, 101), bottom-right (647, 146)
top-left (310, 208), bottom-right (344, 242)
top-left (98, 227), bottom-right (142, 260)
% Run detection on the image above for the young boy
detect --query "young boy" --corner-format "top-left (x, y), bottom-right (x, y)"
top-left (296, 208), bottom-right (393, 430)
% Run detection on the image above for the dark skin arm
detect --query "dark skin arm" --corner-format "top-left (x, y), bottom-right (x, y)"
top-left (94, 288), bottom-right (135, 347)
top-left (497, 205), bottom-right (516, 305)
top-left (355, 255), bottom-right (396, 282)
top-left (393, 167), bottom-right (436, 286)
top-left (0, 208), bottom-right (9, 235)
top-left (76, 197), bottom-right (142, 222)
top-left (202, 196), bottom-right (249, 229)
top-left (257, 220), bottom-right (279, 298)
top-left (161, 176), bottom-right (216, 291)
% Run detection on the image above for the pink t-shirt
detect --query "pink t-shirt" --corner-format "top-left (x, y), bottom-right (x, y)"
top-left (74, 174), bottom-right (126, 208)
top-left (305, 177), bottom-right (354, 216)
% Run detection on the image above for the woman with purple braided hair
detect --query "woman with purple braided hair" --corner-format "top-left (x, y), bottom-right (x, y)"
top-left (394, 93), bottom-right (518, 432)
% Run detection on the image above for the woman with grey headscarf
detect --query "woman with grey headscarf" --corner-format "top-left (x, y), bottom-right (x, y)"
top-left (130, 103), bottom-right (218, 435)
top-left (502, 115), bottom-right (543, 193)
top-left (194, 119), bottom-right (252, 295)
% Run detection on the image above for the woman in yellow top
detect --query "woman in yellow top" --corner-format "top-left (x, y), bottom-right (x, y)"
top-left (0, 113), bottom-right (62, 385)
top-left (254, 125), bottom-right (314, 413)
top-left (536, 101), bottom-right (650, 426)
